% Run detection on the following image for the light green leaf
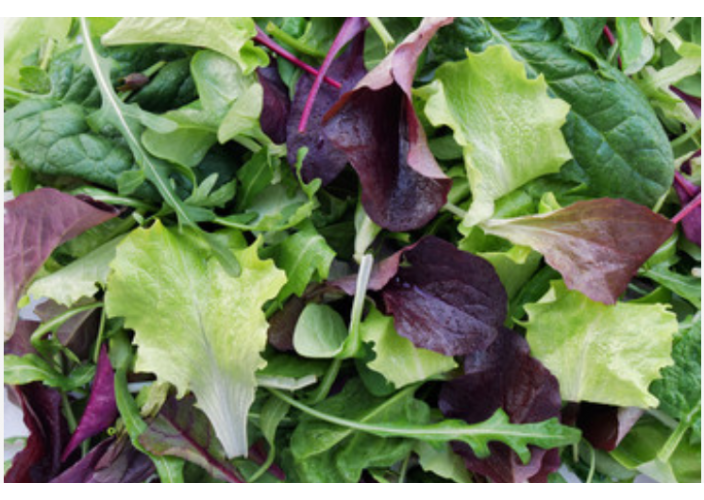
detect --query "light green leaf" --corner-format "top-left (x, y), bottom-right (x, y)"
top-left (28, 236), bottom-right (124, 307)
top-left (293, 303), bottom-right (348, 359)
top-left (102, 17), bottom-right (268, 74)
top-left (414, 441), bottom-right (473, 483)
top-left (360, 307), bottom-right (457, 389)
top-left (421, 44), bottom-right (572, 226)
top-left (524, 281), bottom-right (677, 408)
top-left (616, 17), bottom-right (655, 75)
top-left (105, 221), bottom-right (286, 457)
top-left (641, 265), bottom-right (701, 308)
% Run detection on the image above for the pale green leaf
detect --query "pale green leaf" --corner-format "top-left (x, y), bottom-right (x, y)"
top-left (293, 303), bottom-right (348, 359)
top-left (28, 236), bottom-right (124, 307)
top-left (105, 221), bottom-right (286, 457)
top-left (102, 17), bottom-right (268, 74)
top-left (421, 44), bottom-right (572, 226)
top-left (524, 281), bottom-right (678, 408)
top-left (360, 307), bottom-right (457, 389)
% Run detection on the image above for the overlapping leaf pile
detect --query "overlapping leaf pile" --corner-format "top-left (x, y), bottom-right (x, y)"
top-left (4, 17), bottom-right (701, 483)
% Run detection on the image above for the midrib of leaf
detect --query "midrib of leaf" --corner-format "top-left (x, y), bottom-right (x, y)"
top-left (79, 17), bottom-right (193, 227)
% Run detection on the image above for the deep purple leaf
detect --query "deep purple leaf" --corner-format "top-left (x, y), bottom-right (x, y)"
top-left (4, 383), bottom-right (71, 482)
top-left (322, 18), bottom-right (453, 231)
top-left (568, 403), bottom-right (644, 452)
top-left (439, 328), bottom-right (563, 483)
top-left (257, 64), bottom-right (291, 144)
top-left (51, 437), bottom-right (154, 483)
top-left (4, 188), bottom-right (120, 339)
top-left (139, 395), bottom-right (244, 483)
top-left (671, 86), bottom-right (701, 119)
top-left (287, 32), bottom-right (367, 185)
top-left (673, 171), bottom-right (701, 246)
top-left (61, 345), bottom-right (119, 462)
top-left (333, 235), bottom-right (506, 356)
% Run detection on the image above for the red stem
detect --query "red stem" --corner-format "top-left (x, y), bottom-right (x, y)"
top-left (602, 25), bottom-right (622, 69)
top-left (253, 27), bottom-right (341, 90)
top-left (674, 171), bottom-right (697, 198)
top-left (297, 17), bottom-right (369, 133)
top-left (672, 192), bottom-right (701, 224)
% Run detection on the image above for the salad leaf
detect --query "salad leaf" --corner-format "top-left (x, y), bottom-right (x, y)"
top-left (524, 281), bottom-right (678, 408)
top-left (481, 198), bottom-right (675, 304)
top-left (103, 17), bottom-right (268, 74)
top-left (431, 17), bottom-right (675, 207)
top-left (439, 327), bottom-right (563, 483)
top-left (105, 221), bottom-right (286, 458)
top-left (4, 188), bottom-right (119, 339)
top-left (323, 17), bottom-right (453, 231)
top-left (334, 235), bottom-right (508, 356)
top-left (421, 44), bottom-right (572, 225)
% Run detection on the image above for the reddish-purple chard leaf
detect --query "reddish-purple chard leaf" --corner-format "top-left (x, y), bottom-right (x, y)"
top-left (287, 32), bottom-right (367, 185)
top-left (4, 383), bottom-right (71, 482)
top-left (481, 198), bottom-right (676, 304)
top-left (439, 328), bottom-right (563, 483)
top-left (139, 395), bottom-right (245, 483)
top-left (51, 437), bottom-right (154, 483)
top-left (673, 171), bottom-right (701, 246)
top-left (566, 403), bottom-right (643, 452)
top-left (4, 188), bottom-right (120, 339)
top-left (323, 17), bottom-right (454, 231)
top-left (333, 235), bottom-right (507, 356)
top-left (61, 345), bottom-right (119, 462)
top-left (257, 63), bottom-right (291, 144)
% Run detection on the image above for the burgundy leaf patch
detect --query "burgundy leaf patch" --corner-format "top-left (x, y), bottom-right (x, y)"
top-left (322, 17), bottom-right (454, 231)
top-left (257, 64), bottom-right (291, 144)
top-left (4, 188), bottom-right (120, 339)
top-left (333, 235), bottom-right (507, 356)
top-left (439, 328), bottom-right (563, 483)
top-left (482, 198), bottom-right (676, 304)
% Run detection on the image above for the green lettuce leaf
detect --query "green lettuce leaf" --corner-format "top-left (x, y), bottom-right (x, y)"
top-left (421, 44), bottom-right (572, 225)
top-left (359, 307), bottom-right (457, 389)
top-left (102, 17), bottom-right (268, 75)
top-left (105, 221), bottom-right (286, 458)
top-left (524, 281), bottom-right (678, 408)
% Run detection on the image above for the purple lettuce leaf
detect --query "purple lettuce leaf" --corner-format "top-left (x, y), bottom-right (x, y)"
top-left (333, 235), bottom-right (506, 356)
top-left (287, 32), bottom-right (367, 185)
top-left (322, 18), bottom-right (454, 231)
top-left (4, 188), bottom-right (120, 339)
top-left (257, 63), bottom-right (291, 144)
top-left (138, 395), bottom-right (245, 483)
top-left (61, 345), bottom-right (119, 461)
top-left (4, 382), bottom-right (71, 482)
top-left (438, 328), bottom-right (563, 483)
top-left (51, 437), bottom-right (154, 483)
top-left (564, 403), bottom-right (643, 452)
top-left (673, 171), bottom-right (701, 247)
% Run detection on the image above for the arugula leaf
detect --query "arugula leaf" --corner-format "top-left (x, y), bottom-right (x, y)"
top-left (105, 221), bottom-right (286, 458)
top-left (420, 44), bottom-right (572, 226)
top-left (524, 281), bottom-right (678, 408)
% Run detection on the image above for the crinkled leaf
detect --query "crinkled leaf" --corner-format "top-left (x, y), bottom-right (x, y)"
top-left (524, 281), bottom-right (678, 408)
top-left (420, 44), bottom-right (572, 225)
top-left (439, 327), bottom-right (564, 482)
top-left (322, 17), bottom-right (453, 231)
top-left (430, 17), bottom-right (675, 207)
top-left (103, 17), bottom-right (268, 74)
top-left (4, 188), bottom-right (119, 339)
top-left (481, 198), bottom-right (675, 304)
top-left (61, 346), bottom-right (118, 462)
top-left (360, 307), bottom-right (457, 389)
top-left (106, 221), bottom-right (286, 458)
